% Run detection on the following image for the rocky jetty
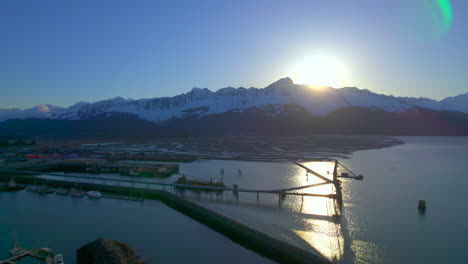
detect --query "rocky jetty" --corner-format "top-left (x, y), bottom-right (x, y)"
top-left (77, 238), bottom-right (144, 264)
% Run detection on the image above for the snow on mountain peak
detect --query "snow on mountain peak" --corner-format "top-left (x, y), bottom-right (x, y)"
top-left (187, 87), bottom-right (212, 98)
top-left (0, 104), bottom-right (65, 121)
top-left (0, 77), bottom-right (467, 123)
top-left (36, 104), bottom-right (52, 113)
top-left (266, 77), bottom-right (295, 89)
top-left (440, 93), bottom-right (468, 112)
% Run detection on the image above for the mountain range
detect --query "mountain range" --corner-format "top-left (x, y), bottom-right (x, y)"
top-left (1, 78), bottom-right (467, 138)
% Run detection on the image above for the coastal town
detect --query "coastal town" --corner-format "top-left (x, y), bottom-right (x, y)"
top-left (0, 139), bottom-right (190, 176)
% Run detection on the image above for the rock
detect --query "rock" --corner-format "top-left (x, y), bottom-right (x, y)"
top-left (77, 238), bottom-right (145, 264)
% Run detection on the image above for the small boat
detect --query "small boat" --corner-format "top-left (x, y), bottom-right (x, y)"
top-left (54, 254), bottom-right (64, 264)
top-left (26, 185), bottom-right (39, 191)
top-left (338, 172), bottom-right (364, 180)
top-left (70, 188), bottom-right (85, 197)
top-left (86, 191), bottom-right (102, 199)
top-left (129, 170), bottom-right (140, 176)
top-left (7, 185), bottom-right (25, 191)
top-left (7, 179), bottom-right (25, 191)
top-left (38, 185), bottom-right (54, 194)
top-left (174, 174), bottom-right (225, 191)
top-left (418, 200), bottom-right (426, 215)
top-left (55, 188), bottom-right (70, 195)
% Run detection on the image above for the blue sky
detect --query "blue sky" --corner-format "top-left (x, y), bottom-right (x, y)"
top-left (1, 0), bottom-right (468, 108)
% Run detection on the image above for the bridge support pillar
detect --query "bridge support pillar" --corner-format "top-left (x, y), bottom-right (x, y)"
top-left (233, 184), bottom-right (239, 201)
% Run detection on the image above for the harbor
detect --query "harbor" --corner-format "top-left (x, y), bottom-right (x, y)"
top-left (0, 158), bottom-right (362, 211)
top-left (0, 137), bottom-right (466, 263)
top-left (0, 168), bottom-right (336, 264)
top-left (0, 158), bottom-right (361, 264)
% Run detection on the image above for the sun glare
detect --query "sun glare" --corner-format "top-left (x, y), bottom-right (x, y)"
top-left (291, 53), bottom-right (350, 88)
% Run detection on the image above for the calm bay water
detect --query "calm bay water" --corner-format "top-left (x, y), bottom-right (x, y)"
top-left (338, 136), bottom-right (468, 263)
top-left (1, 136), bottom-right (466, 263)
top-left (0, 192), bottom-right (273, 264)
top-left (169, 136), bottom-right (468, 263)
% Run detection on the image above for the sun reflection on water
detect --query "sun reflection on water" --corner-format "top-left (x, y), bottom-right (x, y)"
top-left (289, 161), bottom-right (346, 261)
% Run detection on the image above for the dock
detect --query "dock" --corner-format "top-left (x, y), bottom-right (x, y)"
top-left (0, 247), bottom-right (57, 264)
top-left (0, 159), bottom-right (362, 210)
top-left (101, 193), bottom-right (143, 202)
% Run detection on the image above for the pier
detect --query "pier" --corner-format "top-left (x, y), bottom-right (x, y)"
top-left (2, 165), bottom-right (331, 203)
top-left (0, 159), bottom-right (361, 208)
top-left (0, 247), bottom-right (57, 264)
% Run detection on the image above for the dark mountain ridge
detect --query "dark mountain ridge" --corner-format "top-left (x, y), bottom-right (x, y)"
top-left (1, 105), bottom-right (466, 138)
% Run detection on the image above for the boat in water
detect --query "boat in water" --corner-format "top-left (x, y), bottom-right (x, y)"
top-left (70, 188), bottom-right (85, 197)
top-left (38, 185), bottom-right (54, 194)
top-left (174, 174), bottom-right (225, 191)
top-left (55, 188), bottom-right (70, 195)
top-left (86, 191), bottom-right (102, 199)
top-left (25, 185), bottom-right (39, 191)
top-left (6, 179), bottom-right (24, 191)
top-left (129, 170), bottom-right (140, 176)
top-left (54, 254), bottom-right (64, 264)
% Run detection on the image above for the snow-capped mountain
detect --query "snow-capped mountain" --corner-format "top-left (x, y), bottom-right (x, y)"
top-left (1, 77), bottom-right (467, 123)
top-left (54, 101), bottom-right (90, 120)
top-left (440, 93), bottom-right (468, 113)
top-left (0, 104), bottom-right (65, 121)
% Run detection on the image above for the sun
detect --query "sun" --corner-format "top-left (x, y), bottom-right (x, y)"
top-left (290, 52), bottom-right (350, 88)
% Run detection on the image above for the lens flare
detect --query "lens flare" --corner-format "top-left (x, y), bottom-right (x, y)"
top-left (437, 0), bottom-right (453, 33)
top-left (407, 0), bottom-right (453, 39)
top-left (423, 0), bottom-right (453, 38)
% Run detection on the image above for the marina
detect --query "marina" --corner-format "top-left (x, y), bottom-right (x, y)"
top-left (0, 137), bottom-right (466, 263)
top-left (0, 158), bottom-right (361, 211)
top-left (0, 158), bottom-right (358, 264)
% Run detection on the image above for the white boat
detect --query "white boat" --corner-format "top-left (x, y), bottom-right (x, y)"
top-left (38, 185), bottom-right (54, 194)
top-left (7, 179), bottom-right (24, 191)
top-left (55, 188), bottom-right (70, 195)
top-left (129, 171), bottom-right (140, 176)
top-left (25, 185), bottom-right (38, 191)
top-left (54, 254), bottom-right (64, 264)
top-left (86, 191), bottom-right (102, 199)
